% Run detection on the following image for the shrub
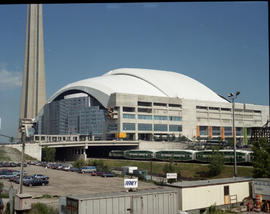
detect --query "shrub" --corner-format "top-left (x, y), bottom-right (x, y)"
top-left (28, 203), bottom-right (57, 214)
top-left (72, 159), bottom-right (86, 169)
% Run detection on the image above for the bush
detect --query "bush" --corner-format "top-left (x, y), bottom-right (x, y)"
top-left (87, 159), bottom-right (109, 171)
top-left (72, 159), bottom-right (86, 169)
top-left (43, 146), bottom-right (56, 162)
top-left (28, 203), bottom-right (57, 214)
top-left (208, 150), bottom-right (225, 176)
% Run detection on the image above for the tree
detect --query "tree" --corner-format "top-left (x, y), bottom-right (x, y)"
top-left (43, 146), bottom-right (56, 162)
top-left (251, 137), bottom-right (270, 178)
top-left (73, 159), bottom-right (86, 169)
top-left (162, 157), bottom-right (181, 182)
top-left (208, 150), bottom-right (224, 177)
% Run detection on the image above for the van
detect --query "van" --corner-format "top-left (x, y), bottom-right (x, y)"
top-left (80, 166), bottom-right (96, 174)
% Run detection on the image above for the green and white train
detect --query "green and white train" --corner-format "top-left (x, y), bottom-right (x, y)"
top-left (109, 149), bottom-right (254, 163)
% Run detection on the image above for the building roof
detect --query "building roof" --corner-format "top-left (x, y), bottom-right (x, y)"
top-left (48, 68), bottom-right (228, 107)
top-left (167, 177), bottom-right (252, 188)
top-left (67, 187), bottom-right (177, 201)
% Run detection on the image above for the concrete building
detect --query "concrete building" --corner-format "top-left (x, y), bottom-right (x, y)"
top-left (20, 4), bottom-right (46, 120)
top-left (37, 68), bottom-right (269, 143)
top-left (167, 177), bottom-right (252, 213)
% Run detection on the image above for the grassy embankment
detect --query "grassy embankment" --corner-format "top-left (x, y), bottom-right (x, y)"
top-left (93, 158), bottom-right (253, 180)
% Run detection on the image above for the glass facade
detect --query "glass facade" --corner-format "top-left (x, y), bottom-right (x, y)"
top-left (123, 123), bottom-right (135, 131)
top-left (154, 115), bottom-right (167, 120)
top-left (224, 127), bottom-right (232, 136)
top-left (212, 126), bottom-right (220, 136)
top-left (199, 126), bottom-right (208, 135)
top-left (40, 95), bottom-right (106, 138)
top-left (138, 123), bottom-right (152, 131)
top-left (169, 116), bottom-right (181, 121)
top-left (138, 115), bottom-right (152, 120)
top-left (154, 124), bottom-right (168, 131)
top-left (169, 125), bottom-right (182, 132)
top-left (123, 114), bottom-right (136, 119)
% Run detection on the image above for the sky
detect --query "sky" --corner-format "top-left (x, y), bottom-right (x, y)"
top-left (0, 2), bottom-right (268, 142)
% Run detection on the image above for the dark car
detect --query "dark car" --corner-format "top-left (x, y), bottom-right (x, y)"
top-left (70, 167), bottom-right (80, 173)
top-left (101, 172), bottom-right (115, 177)
top-left (33, 174), bottom-right (49, 180)
top-left (23, 178), bottom-right (49, 186)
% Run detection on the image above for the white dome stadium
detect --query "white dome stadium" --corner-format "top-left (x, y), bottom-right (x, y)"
top-left (49, 68), bottom-right (227, 107)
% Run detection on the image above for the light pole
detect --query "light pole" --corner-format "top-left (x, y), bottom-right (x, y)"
top-left (228, 91), bottom-right (240, 177)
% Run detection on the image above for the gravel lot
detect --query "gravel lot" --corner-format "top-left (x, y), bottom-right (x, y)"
top-left (1, 165), bottom-right (157, 208)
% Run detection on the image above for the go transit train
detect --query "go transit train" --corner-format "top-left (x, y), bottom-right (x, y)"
top-left (109, 149), bottom-right (253, 164)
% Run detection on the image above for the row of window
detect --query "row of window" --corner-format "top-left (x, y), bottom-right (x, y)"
top-left (196, 106), bottom-right (262, 114)
top-left (137, 101), bottom-right (182, 108)
top-left (123, 123), bottom-right (182, 132)
top-left (199, 126), bottom-right (249, 136)
top-left (123, 114), bottom-right (182, 121)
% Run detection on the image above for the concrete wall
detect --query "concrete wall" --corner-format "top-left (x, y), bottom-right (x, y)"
top-left (180, 181), bottom-right (250, 211)
top-left (6, 143), bottom-right (42, 161)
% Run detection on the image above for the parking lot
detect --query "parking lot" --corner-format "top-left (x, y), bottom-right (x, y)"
top-left (1, 164), bottom-right (157, 208)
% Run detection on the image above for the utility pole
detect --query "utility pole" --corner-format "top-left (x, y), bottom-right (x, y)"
top-left (18, 118), bottom-right (33, 194)
top-left (228, 91), bottom-right (240, 177)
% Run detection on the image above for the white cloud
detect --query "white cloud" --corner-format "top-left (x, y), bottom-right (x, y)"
top-left (0, 68), bottom-right (22, 91)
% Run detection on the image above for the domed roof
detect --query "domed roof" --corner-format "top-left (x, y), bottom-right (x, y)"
top-left (49, 68), bottom-right (227, 107)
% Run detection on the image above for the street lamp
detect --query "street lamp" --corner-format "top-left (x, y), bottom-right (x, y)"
top-left (228, 91), bottom-right (240, 177)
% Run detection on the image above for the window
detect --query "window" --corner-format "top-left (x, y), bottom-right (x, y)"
top-left (169, 104), bottom-right (182, 108)
top-left (254, 110), bottom-right (261, 114)
top-left (138, 123), bottom-right (152, 131)
top-left (169, 125), bottom-right (182, 132)
top-left (138, 101), bottom-right (152, 107)
top-left (224, 186), bottom-right (229, 196)
top-left (212, 126), bottom-right (220, 136)
top-left (199, 126), bottom-right (208, 135)
top-left (224, 127), bottom-right (232, 136)
top-left (236, 127), bottom-right (242, 136)
top-left (221, 108), bottom-right (231, 112)
top-left (123, 123), bottom-right (135, 131)
top-left (138, 108), bottom-right (152, 113)
top-left (138, 115), bottom-right (152, 120)
top-left (209, 107), bottom-right (220, 111)
top-left (154, 102), bottom-right (167, 107)
top-left (123, 107), bottom-right (135, 112)
top-left (154, 115), bottom-right (167, 120)
top-left (169, 116), bottom-right (182, 121)
top-left (154, 124), bottom-right (168, 131)
top-left (123, 114), bottom-right (135, 119)
top-left (196, 106), bottom-right (208, 110)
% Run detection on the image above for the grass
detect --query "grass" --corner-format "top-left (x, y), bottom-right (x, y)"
top-left (11, 147), bottom-right (37, 161)
top-left (0, 146), bottom-right (11, 161)
top-left (91, 158), bottom-right (253, 180)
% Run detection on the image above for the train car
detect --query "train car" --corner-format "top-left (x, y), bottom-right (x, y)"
top-left (194, 150), bottom-right (213, 162)
top-left (195, 149), bottom-right (253, 163)
top-left (123, 150), bottom-right (155, 160)
top-left (220, 150), bottom-right (253, 164)
top-left (155, 150), bottom-right (196, 162)
top-left (108, 150), bottom-right (125, 159)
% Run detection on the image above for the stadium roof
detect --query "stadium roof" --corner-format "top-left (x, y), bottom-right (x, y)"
top-left (49, 68), bottom-right (228, 107)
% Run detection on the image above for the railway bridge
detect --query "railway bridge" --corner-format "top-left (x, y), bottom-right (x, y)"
top-left (7, 134), bottom-right (139, 161)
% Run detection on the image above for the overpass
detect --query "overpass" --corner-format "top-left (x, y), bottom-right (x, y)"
top-left (7, 134), bottom-right (139, 161)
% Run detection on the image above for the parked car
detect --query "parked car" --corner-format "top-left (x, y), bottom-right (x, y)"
top-left (96, 171), bottom-right (104, 176)
top-left (70, 167), bottom-right (80, 173)
top-left (62, 165), bottom-right (71, 171)
top-left (23, 178), bottom-right (49, 186)
top-left (15, 175), bottom-right (33, 184)
top-left (33, 174), bottom-right (49, 180)
top-left (0, 171), bottom-right (19, 179)
top-left (101, 172), bottom-right (115, 177)
top-left (80, 166), bottom-right (96, 174)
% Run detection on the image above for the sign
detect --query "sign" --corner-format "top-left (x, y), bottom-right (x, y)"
top-left (166, 173), bottom-right (177, 179)
top-left (124, 178), bottom-right (138, 189)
